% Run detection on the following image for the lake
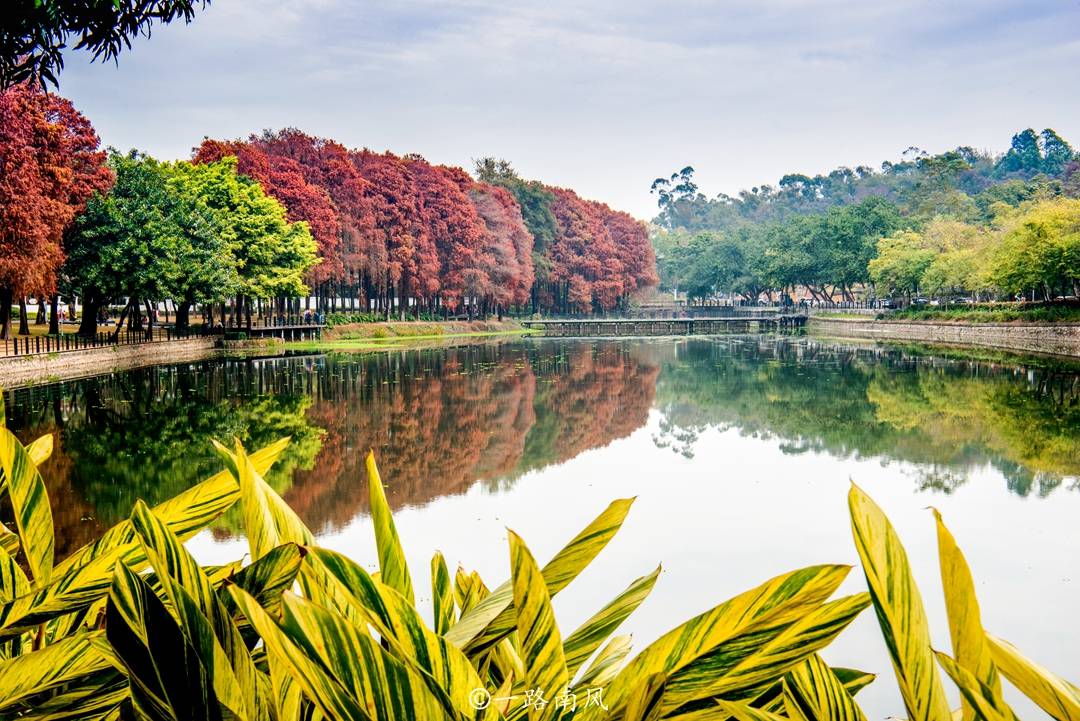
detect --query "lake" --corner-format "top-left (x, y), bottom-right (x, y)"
top-left (5, 335), bottom-right (1079, 717)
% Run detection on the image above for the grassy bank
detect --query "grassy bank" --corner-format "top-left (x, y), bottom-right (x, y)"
top-left (886, 302), bottom-right (1080, 323)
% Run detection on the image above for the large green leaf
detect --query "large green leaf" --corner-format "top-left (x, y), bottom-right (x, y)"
top-left (446, 498), bottom-right (634, 654)
top-left (0, 427), bottom-right (54, 584)
top-left (508, 530), bottom-right (568, 721)
top-left (849, 483), bottom-right (951, 721)
top-left (366, 451), bottom-right (414, 604)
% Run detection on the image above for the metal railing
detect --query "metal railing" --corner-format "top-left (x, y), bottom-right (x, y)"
top-left (2, 326), bottom-right (210, 358)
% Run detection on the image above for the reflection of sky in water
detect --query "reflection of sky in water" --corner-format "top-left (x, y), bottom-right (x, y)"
top-left (7, 336), bottom-right (1080, 718)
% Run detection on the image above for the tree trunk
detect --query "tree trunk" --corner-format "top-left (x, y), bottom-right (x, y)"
top-left (49, 294), bottom-right (60, 335)
top-left (144, 299), bottom-right (155, 340)
top-left (18, 297), bottom-right (30, 336)
top-left (78, 296), bottom-right (100, 338)
top-left (0, 287), bottom-right (11, 340)
top-left (35, 297), bottom-right (47, 325)
top-left (176, 301), bottom-right (191, 331)
top-left (111, 302), bottom-right (131, 341)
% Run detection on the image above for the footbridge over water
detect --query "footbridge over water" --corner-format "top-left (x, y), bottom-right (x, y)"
top-left (520, 313), bottom-right (807, 337)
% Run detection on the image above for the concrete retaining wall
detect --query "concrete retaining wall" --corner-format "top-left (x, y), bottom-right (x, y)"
top-left (809, 316), bottom-right (1080, 357)
top-left (0, 338), bottom-right (218, 387)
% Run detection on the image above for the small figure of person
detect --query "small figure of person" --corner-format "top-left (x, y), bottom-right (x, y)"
top-left (304, 309), bottom-right (312, 324)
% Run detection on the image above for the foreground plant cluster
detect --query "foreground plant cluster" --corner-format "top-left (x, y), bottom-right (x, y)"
top-left (0, 420), bottom-right (1077, 721)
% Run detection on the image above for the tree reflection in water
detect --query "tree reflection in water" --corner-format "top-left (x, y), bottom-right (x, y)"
top-left (3, 340), bottom-right (660, 553)
top-left (5, 336), bottom-right (1079, 557)
top-left (654, 337), bottom-right (1080, 497)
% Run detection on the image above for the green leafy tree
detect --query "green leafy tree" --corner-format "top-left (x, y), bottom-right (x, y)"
top-left (63, 150), bottom-right (233, 336)
top-left (170, 156), bottom-right (319, 325)
top-left (1, 0), bottom-right (209, 89)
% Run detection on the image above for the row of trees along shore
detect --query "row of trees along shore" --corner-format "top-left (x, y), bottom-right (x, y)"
top-left (653, 129), bottom-right (1080, 304)
top-left (0, 83), bottom-right (658, 339)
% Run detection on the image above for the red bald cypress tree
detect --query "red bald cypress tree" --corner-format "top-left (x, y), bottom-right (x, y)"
top-left (0, 83), bottom-right (111, 338)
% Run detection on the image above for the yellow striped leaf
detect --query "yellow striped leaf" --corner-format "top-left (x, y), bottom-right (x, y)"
top-left (657, 591), bottom-right (869, 717)
top-left (431, 552), bottom-right (455, 636)
top-left (278, 592), bottom-right (450, 721)
top-left (228, 584), bottom-right (371, 721)
top-left (130, 500), bottom-right (262, 721)
top-left (575, 635), bottom-right (632, 689)
top-left (0, 544), bottom-right (30, 604)
top-left (849, 483), bottom-right (951, 721)
top-left (783, 653), bottom-right (868, 721)
top-left (223, 542), bottom-right (304, 628)
top-left (366, 451), bottom-right (414, 604)
top-left (10, 671), bottom-right (127, 720)
top-left (0, 631), bottom-right (116, 712)
top-left (833, 668), bottom-right (876, 696)
top-left (0, 524), bottom-right (18, 558)
top-left (563, 566), bottom-right (659, 679)
top-left (587, 564), bottom-right (850, 721)
top-left (508, 530), bottom-right (568, 721)
top-left (302, 547), bottom-right (496, 721)
top-left (25, 433), bottom-right (53, 468)
top-left (986, 634), bottom-right (1080, 721)
top-left (935, 651), bottom-right (1018, 721)
top-left (933, 509), bottom-right (1000, 721)
top-left (623, 673), bottom-right (667, 721)
top-left (0, 427), bottom-right (54, 584)
top-left (0, 542), bottom-right (135, 635)
top-left (715, 698), bottom-right (790, 721)
top-left (213, 439), bottom-right (314, 562)
top-left (106, 562), bottom-right (225, 719)
top-left (446, 498), bottom-right (634, 654)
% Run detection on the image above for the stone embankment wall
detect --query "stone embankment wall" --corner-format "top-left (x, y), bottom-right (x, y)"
top-left (809, 316), bottom-right (1080, 358)
top-left (0, 338), bottom-right (218, 387)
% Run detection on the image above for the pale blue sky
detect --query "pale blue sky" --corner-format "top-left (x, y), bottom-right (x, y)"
top-left (57, 0), bottom-right (1080, 218)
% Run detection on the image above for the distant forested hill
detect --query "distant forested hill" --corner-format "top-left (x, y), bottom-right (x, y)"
top-left (650, 129), bottom-right (1080, 304)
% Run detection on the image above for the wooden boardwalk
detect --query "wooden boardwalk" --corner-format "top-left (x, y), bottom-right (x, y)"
top-left (520, 315), bottom-right (807, 337)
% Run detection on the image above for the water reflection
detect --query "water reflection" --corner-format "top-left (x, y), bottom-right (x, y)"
top-left (4, 336), bottom-right (1079, 557)
top-left (654, 337), bottom-right (1080, 496)
top-left (4, 341), bottom-right (660, 553)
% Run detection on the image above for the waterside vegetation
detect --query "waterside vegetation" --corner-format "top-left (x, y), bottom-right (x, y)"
top-left (0, 402), bottom-right (1078, 719)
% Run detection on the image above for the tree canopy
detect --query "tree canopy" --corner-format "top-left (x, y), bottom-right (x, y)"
top-left (1, 0), bottom-right (209, 89)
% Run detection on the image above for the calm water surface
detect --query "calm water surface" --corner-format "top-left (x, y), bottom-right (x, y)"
top-left (6, 336), bottom-right (1080, 717)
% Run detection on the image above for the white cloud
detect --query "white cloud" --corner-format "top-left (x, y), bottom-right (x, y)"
top-left (57, 0), bottom-right (1080, 218)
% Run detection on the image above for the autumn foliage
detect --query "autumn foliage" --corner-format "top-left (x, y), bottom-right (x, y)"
top-left (195, 129), bottom-right (656, 316)
top-left (0, 83), bottom-right (111, 336)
